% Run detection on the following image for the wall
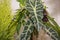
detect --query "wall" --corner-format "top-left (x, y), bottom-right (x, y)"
top-left (43, 0), bottom-right (60, 26)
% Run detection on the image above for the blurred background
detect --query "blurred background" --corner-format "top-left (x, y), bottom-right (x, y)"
top-left (43, 0), bottom-right (60, 26)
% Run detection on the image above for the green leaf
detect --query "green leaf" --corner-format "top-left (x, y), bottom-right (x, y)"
top-left (16, 9), bottom-right (27, 34)
top-left (17, 0), bottom-right (27, 7)
top-left (20, 13), bottom-right (35, 40)
top-left (26, 0), bottom-right (44, 31)
top-left (47, 16), bottom-right (60, 38)
top-left (44, 23), bottom-right (59, 40)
